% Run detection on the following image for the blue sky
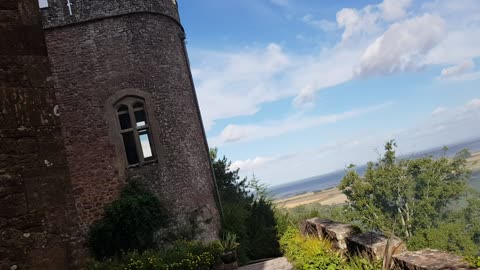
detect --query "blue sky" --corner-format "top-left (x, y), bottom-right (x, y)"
top-left (179, 0), bottom-right (480, 186)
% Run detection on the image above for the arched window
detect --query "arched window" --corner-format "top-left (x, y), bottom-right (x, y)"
top-left (115, 98), bottom-right (155, 165)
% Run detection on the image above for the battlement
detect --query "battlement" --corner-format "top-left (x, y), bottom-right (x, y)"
top-left (40, 0), bottom-right (180, 29)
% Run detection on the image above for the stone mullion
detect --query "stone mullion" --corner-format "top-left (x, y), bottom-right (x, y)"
top-left (128, 103), bottom-right (143, 164)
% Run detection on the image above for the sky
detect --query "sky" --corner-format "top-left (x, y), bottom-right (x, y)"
top-left (173, 0), bottom-right (480, 188)
top-left (177, 0), bottom-right (480, 186)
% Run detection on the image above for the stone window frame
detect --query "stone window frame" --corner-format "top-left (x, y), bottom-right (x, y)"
top-left (106, 89), bottom-right (165, 170)
top-left (115, 97), bottom-right (155, 165)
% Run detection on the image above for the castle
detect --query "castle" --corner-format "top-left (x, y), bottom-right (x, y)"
top-left (0, 0), bottom-right (221, 269)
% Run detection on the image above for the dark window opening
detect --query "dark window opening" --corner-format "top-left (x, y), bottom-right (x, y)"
top-left (122, 132), bottom-right (139, 164)
top-left (116, 99), bottom-right (155, 166)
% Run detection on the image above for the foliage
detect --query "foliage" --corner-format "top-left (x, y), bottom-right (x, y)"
top-left (246, 197), bottom-right (282, 259)
top-left (210, 148), bottom-right (281, 262)
top-left (87, 241), bottom-right (222, 270)
top-left (219, 232), bottom-right (240, 252)
top-left (87, 181), bottom-right (169, 259)
top-left (339, 140), bottom-right (471, 239)
top-left (407, 193), bottom-right (480, 256)
top-left (407, 221), bottom-right (478, 256)
top-left (465, 256), bottom-right (480, 268)
top-left (279, 226), bottom-right (381, 270)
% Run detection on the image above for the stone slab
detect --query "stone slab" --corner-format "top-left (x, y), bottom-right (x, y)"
top-left (393, 249), bottom-right (477, 270)
top-left (302, 218), bottom-right (360, 250)
top-left (346, 231), bottom-right (406, 260)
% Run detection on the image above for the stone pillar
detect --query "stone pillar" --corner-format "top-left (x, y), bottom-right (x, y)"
top-left (0, 0), bottom-right (81, 269)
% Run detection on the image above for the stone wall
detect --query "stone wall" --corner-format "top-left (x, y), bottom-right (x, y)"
top-left (302, 218), bottom-right (478, 270)
top-left (0, 0), bottom-right (82, 269)
top-left (41, 0), bottom-right (221, 241)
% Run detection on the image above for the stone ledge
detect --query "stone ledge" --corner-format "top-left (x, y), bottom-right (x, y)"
top-left (346, 231), bottom-right (406, 260)
top-left (393, 249), bottom-right (477, 270)
top-left (302, 218), bottom-right (360, 250)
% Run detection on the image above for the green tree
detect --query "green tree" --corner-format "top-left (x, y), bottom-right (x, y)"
top-left (339, 140), bottom-right (471, 239)
top-left (210, 148), bottom-right (280, 262)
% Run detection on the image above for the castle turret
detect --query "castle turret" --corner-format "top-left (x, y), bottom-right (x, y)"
top-left (40, 0), bottom-right (220, 244)
top-left (0, 0), bottom-right (83, 269)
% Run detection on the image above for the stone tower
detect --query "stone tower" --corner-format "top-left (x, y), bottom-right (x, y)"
top-left (39, 0), bottom-right (221, 241)
top-left (0, 0), bottom-right (82, 269)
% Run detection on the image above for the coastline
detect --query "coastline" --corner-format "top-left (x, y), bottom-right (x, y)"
top-left (274, 151), bottom-right (480, 209)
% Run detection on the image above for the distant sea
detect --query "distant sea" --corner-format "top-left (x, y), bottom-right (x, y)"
top-left (269, 138), bottom-right (480, 199)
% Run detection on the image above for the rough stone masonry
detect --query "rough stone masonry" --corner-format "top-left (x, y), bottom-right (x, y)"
top-left (1, 0), bottom-right (222, 268)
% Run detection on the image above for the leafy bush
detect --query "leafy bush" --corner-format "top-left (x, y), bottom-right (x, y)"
top-left (87, 241), bottom-right (222, 270)
top-left (279, 226), bottom-right (381, 270)
top-left (407, 221), bottom-right (478, 256)
top-left (465, 256), bottom-right (480, 268)
top-left (87, 181), bottom-right (169, 259)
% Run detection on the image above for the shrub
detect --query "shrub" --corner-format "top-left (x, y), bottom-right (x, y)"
top-left (279, 226), bottom-right (381, 270)
top-left (465, 256), bottom-right (480, 268)
top-left (87, 241), bottom-right (222, 270)
top-left (407, 221), bottom-right (478, 256)
top-left (87, 181), bottom-right (169, 259)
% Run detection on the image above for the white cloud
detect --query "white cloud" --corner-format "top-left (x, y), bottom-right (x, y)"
top-left (210, 102), bottom-right (393, 146)
top-left (431, 107), bottom-right (447, 115)
top-left (231, 156), bottom-right (275, 172)
top-left (292, 85), bottom-right (315, 108)
top-left (192, 0), bottom-right (480, 132)
top-left (355, 14), bottom-right (446, 77)
top-left (192, 43), bottom-right (290, 129)
top-left (192, 43), bottom-right (362, 129)
top-left (468, 98), bottom-right (480, 108)
top-left (379, 0), bottom-right (412, 21)
top-left (336, 7), bottom-right (380, 43)
top-left (232, 98), bottom-right (480, 185)
top-left (302, 15), bottom-right (337, 32)
top-left (440, 60), bottom-right (475, 78)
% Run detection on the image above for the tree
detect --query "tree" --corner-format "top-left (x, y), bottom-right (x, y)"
top-left (210, 148), bottom-right (280, 262)
top-left (339, 140), bottom-right (471, 239)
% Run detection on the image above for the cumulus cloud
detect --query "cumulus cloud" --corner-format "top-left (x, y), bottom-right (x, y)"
top-left (192, 0), bottom-right (480, 132)
top-left (210, 102), bottom-right (393, 146)
top-left (379, 0), bottom-right (412, 21)
top-left (193, 43), bottom-right (361, 129)
top-left (355, 14), bottom-right (446, 77)
top-left (336, 7), bottom-right (380, 43)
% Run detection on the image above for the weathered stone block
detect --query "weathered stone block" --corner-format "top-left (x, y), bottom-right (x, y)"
top-left (302, 218), bottom-right (360, 250)
top-left (346, 231), bottom-right (406, 260)
top-left (301, 217), bottom-right (334, 238)
top-left (323, 222), bottom-right (361, 250)
top-left (393, 249), bottom-right (476, 270)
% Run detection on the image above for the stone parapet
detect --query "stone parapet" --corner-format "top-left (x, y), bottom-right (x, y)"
top-left (393, 249), bottom-right (476, 270)
top-left (301, 218), bottom-right (478, 270)
top-left (346, 231), bottom-right (406, 260)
